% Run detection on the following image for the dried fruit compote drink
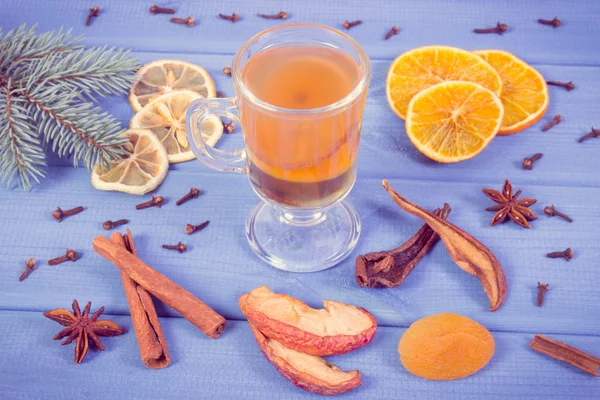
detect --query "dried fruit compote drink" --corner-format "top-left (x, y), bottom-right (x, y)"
top-left (240, 45), bottom-right (365, 208)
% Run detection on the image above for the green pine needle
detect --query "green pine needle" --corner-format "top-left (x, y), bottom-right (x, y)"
top-left (0, 23), bottom-right (139, 190)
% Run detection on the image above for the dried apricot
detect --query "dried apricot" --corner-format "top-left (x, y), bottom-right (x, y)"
top-left (398, 312), bottom-right (495, 380)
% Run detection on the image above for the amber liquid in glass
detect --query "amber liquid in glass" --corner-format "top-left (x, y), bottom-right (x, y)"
top-left (240, 45), bottom-right (365, 208)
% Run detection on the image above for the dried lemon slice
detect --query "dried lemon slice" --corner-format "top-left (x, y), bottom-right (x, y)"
top-left (130, 90), bottom-right (223, 163)
top-left (129, 60), bottom-right (216, 112)
top-left (91, 129), bottom-right (168, 195)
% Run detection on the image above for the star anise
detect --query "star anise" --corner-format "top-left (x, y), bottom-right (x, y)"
top-left (43, 299), bottom-right (125, 364)
top-left (482, 179), bottom-right (537, 228)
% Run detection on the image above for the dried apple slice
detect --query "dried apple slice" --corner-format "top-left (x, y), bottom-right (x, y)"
top-left (382, 180), bottom-right (508, 311)
top-left (239, 286), bottom-right (377, 356)
top-left (249, 323), bottom-right (362, 396)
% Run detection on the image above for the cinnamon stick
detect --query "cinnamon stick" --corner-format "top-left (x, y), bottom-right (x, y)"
top-left (110, 230), bottom-right (171, 369)
top-left (93, 235), bottom-right (226, 339)
top-left (530, 334), bottom-right (600, 376)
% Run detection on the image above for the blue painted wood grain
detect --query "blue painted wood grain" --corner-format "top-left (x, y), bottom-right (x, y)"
top-left (1, 0), bottom-right (599, 399)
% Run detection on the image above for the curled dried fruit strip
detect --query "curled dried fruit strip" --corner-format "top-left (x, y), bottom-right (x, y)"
top-left (239, 286), bottom-right (377, 356)
top-left (249, 323), bottom-right (362, 396)
top-left (382, 180), bottom-right (508, 311)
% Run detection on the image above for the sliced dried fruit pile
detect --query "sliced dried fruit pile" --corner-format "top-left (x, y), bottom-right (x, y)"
top-left (239, 286), bottom-right (377, 396)
top-left (91, 60), bottom-right (222, 194)
top-left (386, 45), bottom-right (549, 162)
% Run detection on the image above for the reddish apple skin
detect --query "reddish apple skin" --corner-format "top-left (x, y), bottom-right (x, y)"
top-left (249, 323), bottom-right (362, 396)
top-left (239, 294), bottom-right (377, 356)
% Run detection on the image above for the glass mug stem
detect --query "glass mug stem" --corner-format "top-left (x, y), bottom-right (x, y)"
top-left (185, 23), bottom-right (370, 273)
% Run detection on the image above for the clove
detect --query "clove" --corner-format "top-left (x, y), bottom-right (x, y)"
top-left (546, 80), bottom-right (574, 91)
top-left (578, 127), bottom-right (600, 143)
top-left (185, 220), bottom-right (210, 235)
top-left (149, 5), bottom-right (175, 15)
top-left (541, 114), bottom-right (562, 132)
top-left (176, 187), bottom-right (200, 206)
top-left (522, 153), bottom-right (543, 170)
top-left (536, 282), bottom-right (549, 307)
top-left (257, 11), bottom-right (288, 20)
top-left (385, 26), bottom-right (399, 40)
top-left (538, 17), bottom-right (561, 28)
top-left (222, 120), bottom-right (235, 133)
top-left (102, 219), bottom-right (129, 230)
top-left (136, 195), bottom-right (164, 210)
top-left (53, 206), bottom-right (84, 222)
top-left (219, 13), bottom-right (240, 23)
top-left (162, 242), bottom-right (187, 253)
top-left (222, 67), bottom-right (232, 77)
top-left (170, 17), bottom-right (195, 27)
top-left (48, 249), bottom-right (78, 266)
top-left (546, 248), bottom-right (574, 261)
top-left (86, 6), bottom-right (100, 26)
top-left (343, 20), bottom-right (362, 30)
top-left (473, 22), bottom-right (508, 35)
top-left (19, 258), bottom-right (37, 282)
top-left (544, 205), bottom-right (573, 222)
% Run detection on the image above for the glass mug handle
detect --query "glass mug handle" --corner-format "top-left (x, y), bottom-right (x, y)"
top-left (186, 97), bottom-right (246, 174)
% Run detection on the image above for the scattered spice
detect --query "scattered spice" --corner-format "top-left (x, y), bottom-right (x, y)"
top-left (43, 299), bottom-right (125, 364)
top-left (530, 334), bottom-right (600, 376)
top-left (52, 206), bottom-right (84, 222)
top-left (176, 187), bottom-right (200, 206)
top-left (544, 205), bottom-right (573, 222)
top-left (385, 26), bottom-right (399, 40)
top-left (149, 5), bottom-right (175, 15)
top-left (162, 242), bottom-right (187, 253)
top-left (136, 195), bottom-right (164, 210)
top-left (257, 11), bottom-right (288, 20)
top-left (546, 248), bottom-right (574, 261)
top-left (19, 258), bottom-right (37, 282)
top-left (473, 22), bottom-right (508, 35)
top-left (522, 153), bottom-right (543, 170)
top-left (86, 6), bottom-right (100, 26)
top-left (93, 235), bottom-right (226, 338)
top-left (110, 230), bottom-right (170, 368)
top-left (343, 20), bottom-right (362, 30)
top-left (223, 67), bottom-right (232, 77)
top-left (102, 219), bottom-right (129, 230)
top-left (356, 204), bottom-right (451, 288)
top-left (536, 282), bottom-right (549, 307)
top-left (542, 114), bottom-right (562, 132)
top-left (546, 80), bottom-right (574, 91)
top-left (185, 220), bottom-right (210, 235)
top-left (48, 249), bottom-right (78, 266)
top-left (222, 120), bottom-right (235, 133)
top-left (170, 17), bottom-right (195, 27)
top-left (219, 13), bottom-right (240, 23)
top-left (538, 17), bottom-right (561, 28)
top-left (382, 180), bottom-right (508, 311)
top-left (578, 127), bottom-right (600, 143)
top-left (216, 90), bottom-right (225, 98)
top-left (482, 179), bottom-right (537, 229)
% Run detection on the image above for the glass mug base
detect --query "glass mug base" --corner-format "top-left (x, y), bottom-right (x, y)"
top-left (245, 200), bottom-right (361, 273)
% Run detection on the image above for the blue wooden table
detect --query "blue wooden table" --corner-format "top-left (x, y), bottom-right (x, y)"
top-left (1, 1), bottom-right (600, 399)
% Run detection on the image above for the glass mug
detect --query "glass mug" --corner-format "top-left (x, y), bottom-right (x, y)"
top-left (186, 23), bottom-right (371, 272)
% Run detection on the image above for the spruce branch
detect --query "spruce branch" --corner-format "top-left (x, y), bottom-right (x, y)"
top-left (0, 23), bottom-right (138, 189)
top-left (23, 85), bottom-right (129, 170)
top-left (0, 79), bottom-right (46, 188)
top-left (26, 46), bottom-right (139, 99)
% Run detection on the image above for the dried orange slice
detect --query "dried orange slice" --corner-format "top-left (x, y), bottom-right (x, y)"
top-left (474, 50), bottom-right (549, 135)
top-left (91, 129), bottom-right (168, 195)
top-left (130, 90), bottom-right (223, 163)
top-left (129, 60), bottom-right (216, 112)
top-left (405, 81), bottom-right (504, 163)
top-left (386, 46), bottom-right (503, 119)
